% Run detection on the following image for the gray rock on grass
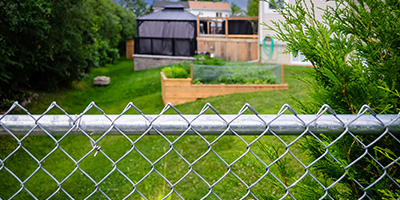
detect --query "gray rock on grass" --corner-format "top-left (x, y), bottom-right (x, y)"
top-left (93, 76), bottom-right (110, 86)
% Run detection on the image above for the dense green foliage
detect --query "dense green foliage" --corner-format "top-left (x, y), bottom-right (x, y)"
top-left (0, 0), bottom-right (136, 108)
top-left (267, 0), bottom-right (400, 198)
top-left (247, 0), bottom-right (259, 16)
top-left (268, 0), bottom-right (400, 114)
top-left (231, 2), bottom-right (245, 16)
top-left (161, 62), bottom-right (190, 79)
top-left (117, 0), bottom-right (147, 18)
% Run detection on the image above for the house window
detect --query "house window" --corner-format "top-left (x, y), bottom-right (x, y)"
top-left (291, 51), bottom-right (311, 65)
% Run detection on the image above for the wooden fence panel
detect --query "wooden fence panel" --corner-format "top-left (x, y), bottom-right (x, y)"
top-left (197, 37), bottom-right (258, 61)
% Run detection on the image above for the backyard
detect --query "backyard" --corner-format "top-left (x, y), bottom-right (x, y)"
top-left (2, 0), bottom-right (399, 198)
top-left (22, 59), bottom-right (312, 114)
top-left (0, 59), bottom-right (325, 199)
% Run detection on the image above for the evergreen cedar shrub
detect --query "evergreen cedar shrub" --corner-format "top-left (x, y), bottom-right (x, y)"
top-left (266, 0), bottom-right (400, 198)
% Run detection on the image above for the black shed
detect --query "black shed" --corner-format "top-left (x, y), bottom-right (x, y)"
top-left (135, 5), bottom-right (197, 57)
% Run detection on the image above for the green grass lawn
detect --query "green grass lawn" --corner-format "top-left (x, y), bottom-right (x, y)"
top-left (0, 59), bottom-right (326, 199)
top-left (23, 59), bottom-right (312, 115)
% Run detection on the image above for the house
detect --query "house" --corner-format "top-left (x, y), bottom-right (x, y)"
top-left (258, 0), bottom-right (337, 65)
top-left (187, 1), bottom-right (232, 17)
top-left (152, 1), bottom-right (232, 17)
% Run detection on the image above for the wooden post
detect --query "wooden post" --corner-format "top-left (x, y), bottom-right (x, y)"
top-left (126, 40), bottom-right (134, 59)
top-left (281, 64), bottom-right (285, 84)
top-left (197, 16), bottom-right (200, 37)
top-left (225, 16), bottom-right (228, 38)
top-left (207, 21), bottom-right (210, 34)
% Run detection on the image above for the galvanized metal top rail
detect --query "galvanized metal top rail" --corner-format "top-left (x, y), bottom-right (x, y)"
top-left (1, 114), bottom-right (400, 135)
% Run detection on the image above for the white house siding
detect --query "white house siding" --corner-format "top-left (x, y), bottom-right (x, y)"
top-left (258, 0), bottom-right (337, 65)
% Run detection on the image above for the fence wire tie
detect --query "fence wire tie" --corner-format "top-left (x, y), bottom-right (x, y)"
top-left (74, 114), bottom-right (82, 131)
top-left (90, 140), bottom-right (102, 157)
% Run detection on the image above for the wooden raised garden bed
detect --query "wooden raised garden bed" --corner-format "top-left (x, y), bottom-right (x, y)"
top-left (161, 65), bottom-right (289, 105)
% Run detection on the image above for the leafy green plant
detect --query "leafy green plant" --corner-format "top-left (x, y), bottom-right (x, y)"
top-left (162, 65), bottom-right (189, 79)
top-left (194, 55), bottom-right (225, 66)
top-left (171, 67), bottom-right (188, 78)
top-left (162, 67), bottom-right (173, 78)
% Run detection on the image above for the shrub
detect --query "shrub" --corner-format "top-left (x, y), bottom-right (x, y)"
top-left (267, 0), bottom-right (400, 198)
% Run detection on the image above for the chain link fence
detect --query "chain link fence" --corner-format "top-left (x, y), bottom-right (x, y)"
top-left (1, 102), bottom-right (399, 199)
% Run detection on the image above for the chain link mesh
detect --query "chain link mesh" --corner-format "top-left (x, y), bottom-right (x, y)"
top-left (0, 102), bottom-right (399, 199)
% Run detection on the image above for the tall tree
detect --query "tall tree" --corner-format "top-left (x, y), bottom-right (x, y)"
top-left (247, 0), bottom-right (259, 16)
top-left (0, 0), bottom-right (136, 108)
top-left (0, 0), bottom-right (51, 105)
top-left (118, 0), bottom-right (147, 17)
top-left (231, 2), bottom-right (245, 16)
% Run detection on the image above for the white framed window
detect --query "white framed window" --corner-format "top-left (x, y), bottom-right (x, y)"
top-left (264, 0), bottom-right (286, 13)
top-left (291, 51), bottom-right (312, 65)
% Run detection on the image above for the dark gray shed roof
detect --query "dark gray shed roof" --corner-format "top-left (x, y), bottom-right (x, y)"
top-left (137, 5), bottom-right (197, 21)
top-left (153, 1), bottom-right (189, 9)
